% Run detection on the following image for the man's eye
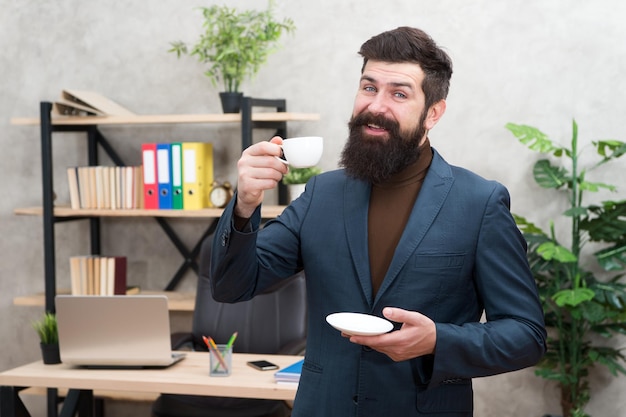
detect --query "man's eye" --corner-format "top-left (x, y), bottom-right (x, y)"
top-left (364, 86), bottom-right (376, 92)
top-left (394, 92), bottom-right (407, 99)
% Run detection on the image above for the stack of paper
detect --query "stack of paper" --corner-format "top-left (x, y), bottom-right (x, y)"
top-left (274, 358), bottom-right (303, 385)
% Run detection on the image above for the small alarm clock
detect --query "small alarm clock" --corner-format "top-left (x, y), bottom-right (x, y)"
top-left (209, 181), bottom-right (233, 208)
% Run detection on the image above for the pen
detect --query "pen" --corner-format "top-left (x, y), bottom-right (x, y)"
top-left (226, 331), bottom-right (238, 349)
top-left (204, 335), bottom-right (229, 372)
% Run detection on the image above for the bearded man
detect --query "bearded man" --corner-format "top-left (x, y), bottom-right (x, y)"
top-left (209, 26), bottom-right (546, 417)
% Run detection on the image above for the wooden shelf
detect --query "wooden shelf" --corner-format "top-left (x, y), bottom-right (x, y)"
top-left (14, 205), bottom-right (286, 219)
top-left (14, 290), bottom-right (195, 311)
top-left (10, 112), bottom-right (320, 126)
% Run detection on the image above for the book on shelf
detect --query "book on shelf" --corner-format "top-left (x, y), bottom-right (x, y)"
top-left (274, 358), bottom-right (303, 385)
top-left (52, 89), bottom-right (135, 117)
top-left (69, 255), bottom-right (129, 296)
top-left (67, 166), bottom-right (143, 210)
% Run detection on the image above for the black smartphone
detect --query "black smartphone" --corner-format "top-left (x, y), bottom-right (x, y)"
top-left (247, 360), bottom-right (280, 371)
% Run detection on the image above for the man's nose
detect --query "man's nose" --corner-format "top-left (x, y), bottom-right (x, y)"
top-left (367, 94), bottom-right (389, 114)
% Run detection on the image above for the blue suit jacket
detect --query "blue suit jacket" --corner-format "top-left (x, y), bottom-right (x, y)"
top-left (211, 149), bottom-right (546, 417)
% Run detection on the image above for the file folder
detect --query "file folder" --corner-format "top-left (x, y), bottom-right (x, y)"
top-left (141, 143), bottom-right (159, 209)
top-left (170, 142), bottom-right (184, 209)
top-left (157, 143), bottom-right (173, 209)
top-left (182, 142), bottom-right (214, 210)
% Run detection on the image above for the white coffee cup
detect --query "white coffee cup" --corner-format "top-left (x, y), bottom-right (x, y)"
top-left (276, 136), bottom-right (323, 168)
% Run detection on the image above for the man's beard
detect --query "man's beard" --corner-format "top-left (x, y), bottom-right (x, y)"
top-left (340, 110), bottom-right (427, 183)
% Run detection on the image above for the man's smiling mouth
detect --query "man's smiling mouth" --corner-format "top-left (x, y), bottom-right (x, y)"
top-left (367, 123), bottom-right (387, 131)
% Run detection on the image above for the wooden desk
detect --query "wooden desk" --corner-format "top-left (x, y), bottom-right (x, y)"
top-left (0, 352), bottom-right (300, 417)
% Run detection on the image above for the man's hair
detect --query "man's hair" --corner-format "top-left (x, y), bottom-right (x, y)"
top-left (358, 26), bottom-right (453, 110)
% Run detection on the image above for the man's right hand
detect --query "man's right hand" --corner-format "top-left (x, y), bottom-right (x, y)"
top-left (235, 136), bottom-right (288, 218)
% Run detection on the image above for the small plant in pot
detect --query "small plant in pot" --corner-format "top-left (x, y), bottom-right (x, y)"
top-left (32, 312), bottom-right (61, 364)
top-left (282, 166), bottom-right (321, 201)
top-left (169, 0), bottom-right (295, 113)
top-left (506, 120), bottom-right (626, 417)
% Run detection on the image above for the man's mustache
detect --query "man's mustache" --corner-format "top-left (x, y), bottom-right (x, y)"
top-left (350, 112), bottom-right (399, 132)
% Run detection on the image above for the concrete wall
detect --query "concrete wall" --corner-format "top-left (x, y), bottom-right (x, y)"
top-left (1, 0), bottom-right (625, 416)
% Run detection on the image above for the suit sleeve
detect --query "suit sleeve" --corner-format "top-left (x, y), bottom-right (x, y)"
top-left (429, 183), bottom-right (546, 386)
top-left (210, 192), bottom-right (303, 302)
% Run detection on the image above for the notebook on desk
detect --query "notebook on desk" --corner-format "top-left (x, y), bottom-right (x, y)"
top-left (55, 295), bottom-right (186, 368)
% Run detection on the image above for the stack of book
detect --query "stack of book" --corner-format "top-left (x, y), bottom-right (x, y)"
top-left (52, 89), bottom-right (135, 117)
top-left (69, 256), bottom-right (129, 296)
top-left (274, 358), bottom-right (303, 385)
top-left (67, 166), bottom-right (143, 210)
top-left (141, 142), bottom-right (214, 210)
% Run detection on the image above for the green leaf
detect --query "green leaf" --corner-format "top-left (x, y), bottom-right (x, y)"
top-left (282, 167), bottom-right (322, 185)
top-left (563, 206), bottom-right (589, 217)
top-left (588, 347), bottom-right (626, 376)
top-left (581, 200), bottom-right (626, 242)
top-left (537, 241), bottom-right (577, 263)
top-left (533, 159), bottom-right (569, 189)
top-left (595, 243), bottom-right (626, 271)
top-left (594, 140), bottom-right (626, 159)
top-left (512, 214), bottom-right (548, 236)
top-left (32, 313), bottom-right (58, 345)
top-left (505, 123), bottom-right (563, 154)
top-left (553, 288), bottom-right (595, 307)
top-left (579, 181), bottom-right (617, 192)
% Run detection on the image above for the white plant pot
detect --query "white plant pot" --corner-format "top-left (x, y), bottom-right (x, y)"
top-left (287, 184), bottom-right (306, 201)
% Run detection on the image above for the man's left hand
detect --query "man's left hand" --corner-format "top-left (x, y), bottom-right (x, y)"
top-left (346, 307), bottom-right (437, 361)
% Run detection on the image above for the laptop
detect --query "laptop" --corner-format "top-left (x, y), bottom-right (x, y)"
top-left (55, 295), bottom-right (186, 368)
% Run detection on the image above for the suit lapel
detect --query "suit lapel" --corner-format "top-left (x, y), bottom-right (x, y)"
top-left (374, 150), bottom-right (454, 304)
top-left (343, 177), bottom-right (374, 306)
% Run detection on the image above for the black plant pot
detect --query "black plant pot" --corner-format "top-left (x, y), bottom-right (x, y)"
top-left (40, 343), bottom-right (61, 364)
top-left (219, 92), bottom-right (243, 114)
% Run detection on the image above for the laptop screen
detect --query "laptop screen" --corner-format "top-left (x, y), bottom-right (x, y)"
top-left (55, 295), bottom-right (184, 367)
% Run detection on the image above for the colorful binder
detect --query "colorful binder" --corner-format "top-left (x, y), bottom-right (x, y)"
top-left (170, 142), bottom-right (184, 209)
top-left (156, 143), bottom-right (173, 209)
top-left (182, 142), bottom-right (214, 210)
top-left (141, 143), bottom-right (158, 209)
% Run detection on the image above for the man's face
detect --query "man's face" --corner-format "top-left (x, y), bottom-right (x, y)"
top-left (340, 60), bottom-right (437, 183)
top-left (353, 60), bottom-right (429, 142)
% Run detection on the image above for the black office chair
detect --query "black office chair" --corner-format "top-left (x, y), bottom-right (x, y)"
top-left (151, 235), bottom-right (307, 417)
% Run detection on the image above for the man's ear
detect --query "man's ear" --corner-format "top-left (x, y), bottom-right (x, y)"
top-left (424, 99), bottom-right (446, 130)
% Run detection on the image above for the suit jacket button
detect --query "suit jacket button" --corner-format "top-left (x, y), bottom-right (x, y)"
top-left (352, 395), bottom-right (358, 404)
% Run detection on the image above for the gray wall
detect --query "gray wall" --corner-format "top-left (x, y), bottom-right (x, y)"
top-left (2, 1), bottom-right (625, 416)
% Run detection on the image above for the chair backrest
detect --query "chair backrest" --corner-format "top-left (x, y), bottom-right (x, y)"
top-left (191, 235), bottom-right (307, 355)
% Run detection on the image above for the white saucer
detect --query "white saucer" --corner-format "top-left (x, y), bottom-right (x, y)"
top-left (326, 312), bottom-right (393, 336)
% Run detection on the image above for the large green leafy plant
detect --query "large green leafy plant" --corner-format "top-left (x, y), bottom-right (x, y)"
top-left (507, 121), bottom-right (626, 417)
top-left (169, 1), bottom-right (295, 93)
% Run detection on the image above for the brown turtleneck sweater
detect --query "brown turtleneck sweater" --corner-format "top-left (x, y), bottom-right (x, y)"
top-left (368, 138), bottom-right (433, 296)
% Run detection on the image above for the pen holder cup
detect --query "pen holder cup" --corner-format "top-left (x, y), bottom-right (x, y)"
top-left (209, 344), bottom-right (232, 377)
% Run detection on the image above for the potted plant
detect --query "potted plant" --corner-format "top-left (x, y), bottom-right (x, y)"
top-left (506, 121), bottom-right (626, 417)
top-left (282, 166), bottom-right (321, 201)
top-left (32, 312), bottom-right (61, 364)
top-left (169, 0), bottom-right (295, 113)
